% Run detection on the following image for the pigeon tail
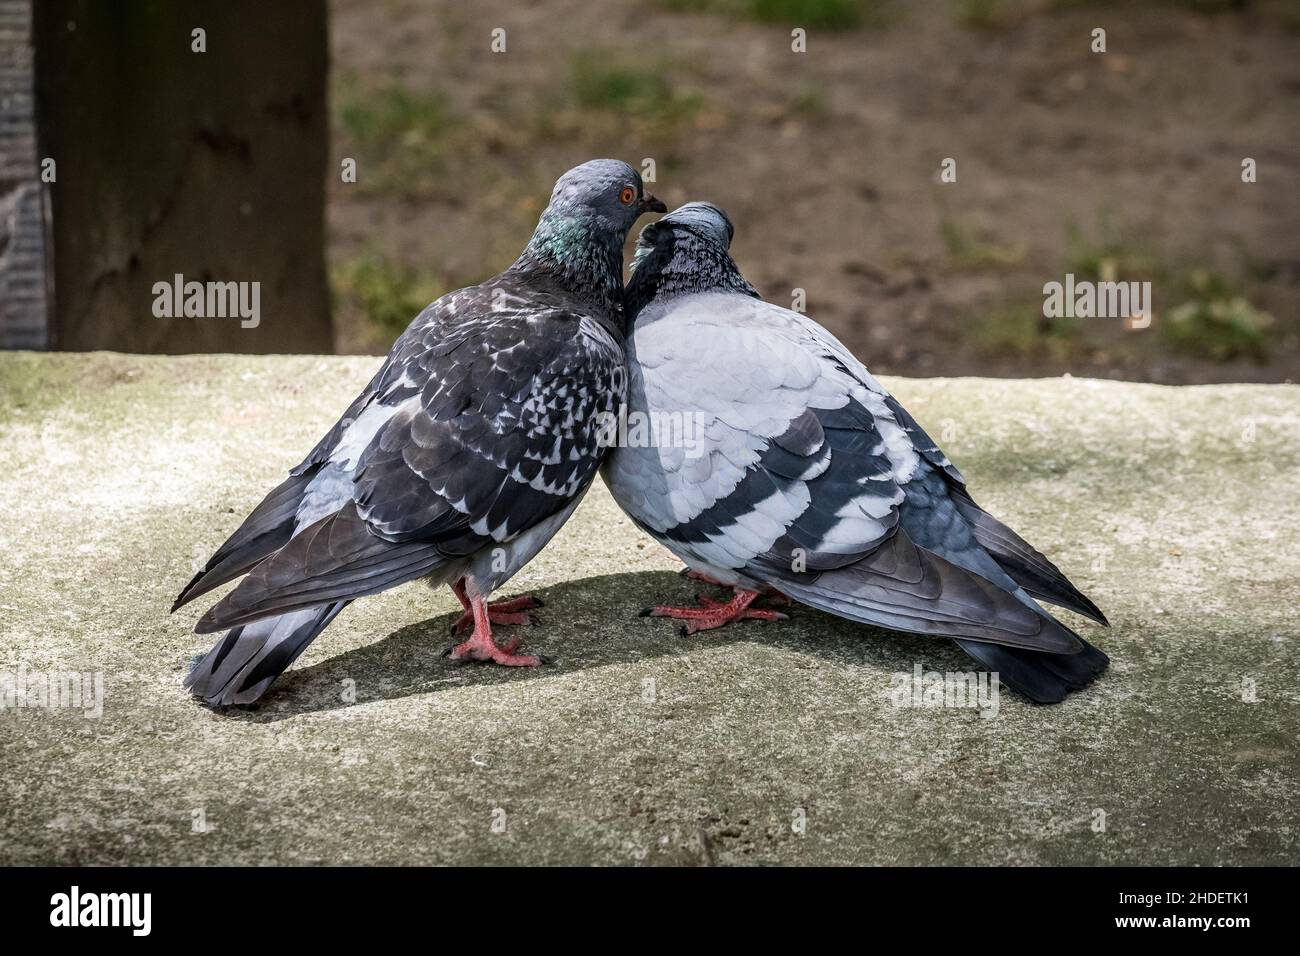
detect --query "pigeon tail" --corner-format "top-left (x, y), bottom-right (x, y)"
top-left (949, 489), bottom-right (1108, 626)
top-left (171, 468), bottom-right (316, 613)
top-left (954, 636), bottom-right (1109, 704)
top-left (184, 602), bottom-right (348, 706)
top-left (194, 502), bottom-right (449, 634)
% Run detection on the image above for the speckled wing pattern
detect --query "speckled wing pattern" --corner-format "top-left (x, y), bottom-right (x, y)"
top-left (194, 282), bottom-right (625, 633)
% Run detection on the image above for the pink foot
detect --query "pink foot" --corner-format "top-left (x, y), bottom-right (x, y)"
top-left (445, 581), bottom-right (546, 666)
top-left (449, 629), bottom-right (543, 666)
top-left (640, 587), bottom-right (789, 635)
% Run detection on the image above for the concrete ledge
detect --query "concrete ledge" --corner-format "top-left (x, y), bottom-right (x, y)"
top-left (1, 352), bottom-right (1297, 864)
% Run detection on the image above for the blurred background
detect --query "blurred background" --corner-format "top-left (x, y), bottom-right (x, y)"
top-left (4, 0), bottom-right (1298, 382)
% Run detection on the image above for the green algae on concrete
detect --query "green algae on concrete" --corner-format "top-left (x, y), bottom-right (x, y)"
top-left (0, 352), bottom-right (1297, 865)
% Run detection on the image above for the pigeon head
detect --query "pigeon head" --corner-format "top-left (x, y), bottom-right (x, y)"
top-left (514, 160), bottom-right (666, 320)
top-left (545, 159), bottom-right (667, 231)
top-left (645, 201), bottom-right (735, 248)
top-left (626, 201), bottom-right (758, 320)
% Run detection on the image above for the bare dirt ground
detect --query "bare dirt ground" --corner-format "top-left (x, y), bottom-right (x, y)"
top-left (326, 0), bottom-right (1299, 383)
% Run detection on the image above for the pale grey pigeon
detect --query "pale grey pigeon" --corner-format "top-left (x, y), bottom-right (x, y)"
top-left (602, 202), bottom-right (1108, 703)
top-left (174, 159), bottom-right (666, 705)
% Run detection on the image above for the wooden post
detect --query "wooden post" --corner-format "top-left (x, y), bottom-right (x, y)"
top-left (31, 1), bottom-right (333, 353)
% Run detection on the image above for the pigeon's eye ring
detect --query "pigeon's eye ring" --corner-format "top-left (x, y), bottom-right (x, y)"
top-left (619, 186), bottom-right (636, 205)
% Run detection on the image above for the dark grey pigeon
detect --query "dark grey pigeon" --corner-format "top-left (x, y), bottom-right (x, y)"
top-left (603, 202), bottom-right (1108, 704)
top-left (174, 159), bottom-right (666, 706)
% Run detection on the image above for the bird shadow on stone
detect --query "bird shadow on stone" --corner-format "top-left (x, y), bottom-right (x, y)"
top-left (224, 569), bottom-right (977, 723)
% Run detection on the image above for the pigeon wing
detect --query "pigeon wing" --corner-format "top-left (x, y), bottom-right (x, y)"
top-left (614, 294), bottom-right (1084, 656)
top-left (174, 295), bottom-right (458, 613)
top-left (353, 305), bottom-right (625, 543)
top-left (611, 294), bottom-right (902, 574)
top-left (198, 298), bottom-right (624, 632)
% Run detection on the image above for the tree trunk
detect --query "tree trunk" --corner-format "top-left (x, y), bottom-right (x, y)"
top-left (33, 0), bottom-right (332, 353)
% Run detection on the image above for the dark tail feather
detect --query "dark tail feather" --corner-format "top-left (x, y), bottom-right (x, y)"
top-left (172, 469), bottom-right (318, 613)
top-left (955, 636), bottom-right (1109, 704)
top-left (184, 601), bottom-right (347, 706)
top-left (951, 492), bottom-right (1108, 626)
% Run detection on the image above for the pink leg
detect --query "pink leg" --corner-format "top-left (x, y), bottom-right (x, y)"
top-left (450, 580), bottom-right (543, 634)
top-left (448, 589), bottom-right (544, 666)
top-left (641, 587), bottom-right (789, 636)
top-left (682, 568), bottom-right (727, 585)
top-left (680, 569), bottom-right (789, 603)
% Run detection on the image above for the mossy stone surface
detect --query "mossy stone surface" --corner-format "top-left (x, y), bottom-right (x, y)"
top-left (1, 353), bottom-right (1296, 864)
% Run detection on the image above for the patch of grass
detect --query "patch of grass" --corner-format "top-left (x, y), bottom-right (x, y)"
top-left (560, 52), bottom-right (706, 140)
top-left (789, 83), bottom-right (829, 116)
top-left (953, 0), bottom-right (1009, 28)
top-left (967, 300), bottom-right (1083, 361)
top-left (1167, 0), bottom-right (1251, 11)
top-left (940, 218), bottom-right (1028, 269)
top-left (1054, 0), bottom-right (1252, 12)
top-left (748, 0), bottom-right (882, 28)
top-left (570, 53), bottom-right (703, 123)
top-left (961, 215), bottom-right (1279, 368)
top-left (661, 0), bottom-right (893, 29)
top-left (1064, 219), bottom-right (1159, 284)
top-left (1162, 270), bottom-right (1274, 362)
top-left (572, 58), bottom-right (667, 112)
top-left (1063, 222), bottom-right (1274, 361)
top-left (331, 251), bottom-right (449, 343)
top-left (334, 78), bottom-right (458, 195)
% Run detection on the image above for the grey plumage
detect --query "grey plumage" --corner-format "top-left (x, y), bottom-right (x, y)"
top-left (603, 202), bottom-right (1108, 703)
top-left (177, 159), bottom-right (665, 706)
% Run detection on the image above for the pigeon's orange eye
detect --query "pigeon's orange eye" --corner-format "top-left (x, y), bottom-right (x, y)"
top-left (619, 186), bottom-right (636, 205)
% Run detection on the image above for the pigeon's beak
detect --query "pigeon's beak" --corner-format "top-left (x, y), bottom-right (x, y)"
top-left (640, 193), bottom-right (668, 215)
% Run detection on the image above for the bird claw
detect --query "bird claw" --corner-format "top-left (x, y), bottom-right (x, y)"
top-left (672, 608), bottom-right (788, 635)
top-left (492, 595), bottom-right (545, 612)
top-left (446, 636), bottom-right (544, 667)
top-left (443, 586), bottom-right (548, 666)
top-left (643, 588), bottom-right (789, 635)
